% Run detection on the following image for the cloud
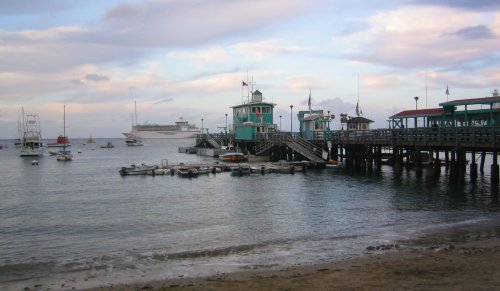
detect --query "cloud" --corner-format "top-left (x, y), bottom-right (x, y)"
top-left (444, 25), bottom-right (496, 40)
top-left (168, 46), bottom-right (228, 63)
top-left (96, 0), bottom-right (308, 47)
top-left (411, 0), bottom-right (500, 11)
top-left (336, 5), bottom-right (500, 70)
top-left (85, 73), bottom-right (110, 82)
top-left (232, 40), bottom-right (309, 58)
top-left (0, 0), bottom-right (70, 16)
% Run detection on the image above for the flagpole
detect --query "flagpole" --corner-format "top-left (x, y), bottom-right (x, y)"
top-left (425, 69), bottom-right (428, 109)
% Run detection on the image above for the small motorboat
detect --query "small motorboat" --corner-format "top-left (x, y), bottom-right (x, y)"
top-left (219, 152), bottom-right (246, 162)
top-left (230, 163), bottom-right (252, 176)
top-left (125, 134), bottom-right (143, 146)
top-left (56, 150), bottom-right (73, 161)
top-left (119, 163), bottom-right (158, 175)
top-left (101, 141), bottom-right (114, 148)
top-left (177, 167), bottom-right (199, 178)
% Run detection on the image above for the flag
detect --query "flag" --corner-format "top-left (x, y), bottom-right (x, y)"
top-left (255, 108), bottom-right (260, 118)
top-left (355, 100), bottom-right (360, 117)
top-left (242, 81), bottom-right (248, 86)
top-left (308, 89), bottom-right (311, 111)
top-left (446, 85), bottom-right (449, 96)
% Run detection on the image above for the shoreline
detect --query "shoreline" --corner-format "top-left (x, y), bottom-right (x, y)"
top-left (84, 223), bottom-right (500, 291)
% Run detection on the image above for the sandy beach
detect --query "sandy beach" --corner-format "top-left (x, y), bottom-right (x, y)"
top-left (86, 228), bottom-right (500, 291)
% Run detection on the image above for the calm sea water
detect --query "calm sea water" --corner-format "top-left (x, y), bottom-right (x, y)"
top-left (1, 138), bottom-right (500, 290)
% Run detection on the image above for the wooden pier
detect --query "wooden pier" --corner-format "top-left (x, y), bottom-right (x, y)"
top-left (330, 127), bottom-right (500, 182)
top-left (195, 126), bottom-right (500, 183)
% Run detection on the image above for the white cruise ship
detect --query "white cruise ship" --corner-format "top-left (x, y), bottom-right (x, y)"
top-left (125, 117), bottom-right (200, 139)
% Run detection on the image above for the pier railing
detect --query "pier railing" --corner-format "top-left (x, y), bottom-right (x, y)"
top-left (331, 127), bottom-right (500, 149)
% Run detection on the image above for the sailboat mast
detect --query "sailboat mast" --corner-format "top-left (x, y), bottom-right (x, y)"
top-left (134, 101), bottom-right (138, 128)
top-left (63, 104), bottom-right (66, 137)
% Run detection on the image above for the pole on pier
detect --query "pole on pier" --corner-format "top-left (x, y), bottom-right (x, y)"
top-left (480, 152), bottom-right (486, 174)
top-left (470, 151), bottom-right (478, 182)
top-left (491, 151), bottom-right (499, 183)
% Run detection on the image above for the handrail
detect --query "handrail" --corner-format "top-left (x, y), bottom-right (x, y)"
top-left (330, 127), bottom-right (500, 149)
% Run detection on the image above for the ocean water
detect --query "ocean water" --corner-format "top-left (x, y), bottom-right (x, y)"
top-left (1, 138), bottom-right (500, 290)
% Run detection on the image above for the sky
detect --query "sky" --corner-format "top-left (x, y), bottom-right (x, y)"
top-left (1, 0), bottom-right (499, 138)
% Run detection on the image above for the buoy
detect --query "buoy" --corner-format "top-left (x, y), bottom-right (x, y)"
top-left (32, 160), bottom-right (39, 166)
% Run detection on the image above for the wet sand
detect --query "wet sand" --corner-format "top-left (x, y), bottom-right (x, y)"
top-left (85, 231), bottom-right (500, 291)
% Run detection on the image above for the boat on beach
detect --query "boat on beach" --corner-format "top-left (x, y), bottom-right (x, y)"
top-left (20, 110), bottom-right (44, 157)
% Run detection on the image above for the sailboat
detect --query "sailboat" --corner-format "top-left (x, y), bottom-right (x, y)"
top-left (124, 101), bottom-right (143, 146)
top-left (56, 105), bottom-right (73, 161)
top-left (20, 108), bottom-right (44, 157)
top-left (14, 116), bottom-right (22, 148)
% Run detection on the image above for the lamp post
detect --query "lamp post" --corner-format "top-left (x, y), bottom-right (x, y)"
top-left (327, 110), bottom-right (331, 130)
top-left (413, 96), bottom-right (419, 128)
top-left (201, 118), bottom-right (204, 134)
top-left (279, 115), bottom-right (282, 131)
top-left (225, 113), bottom-right (228, 135)
top-left (289, 105), bottom-right (293, 135)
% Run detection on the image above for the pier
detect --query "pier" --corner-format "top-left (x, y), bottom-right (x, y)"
top-left (189, 87), bottom-right (500, 183)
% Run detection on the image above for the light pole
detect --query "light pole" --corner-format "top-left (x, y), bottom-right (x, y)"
top-left (327, 110), bottom-right (331, 130)
top-left (225, 113), bottom-right (228, 135)
top-left (201, 118), bottom-right (204, 134)
top-left (279, 115), bottom-right (282, 131)
top-left (413, 96), bottom-right (419, 128)
top-left (289, 105), bottom-right (293, 135)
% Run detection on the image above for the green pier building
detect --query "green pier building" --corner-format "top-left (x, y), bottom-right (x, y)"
top-left (231, 90), bottom-right (277, 141)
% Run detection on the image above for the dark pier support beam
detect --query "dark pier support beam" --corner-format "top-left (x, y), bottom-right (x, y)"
top-left (445, 150), bottom-right (450, 169)
top-left (414, 149), bottom-right (423, 177)
top-left (470, 151), bottom-right (478, 182)
top-left (492, 151), bottom-right (499, 183)
top-left (366, 146), bottom-right (373, 172)
top-left (433, 149), bottom-right (442, 176)
top-left (331, 144), bottom-right (339, 162)
top-left (375, 146), bottom-right (382, 172)
top-left (449, 150), bottom-right (458, 181)
top-left (393, 147), bottom-right (403, 174)
top-left (457, 149), bottom-right (466, 180)
top-left (480, 152), bottom-right (486, 174)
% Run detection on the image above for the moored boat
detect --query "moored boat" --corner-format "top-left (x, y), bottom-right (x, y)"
top-left (119, 163), bottom-right (158, 175)
top-left (177, 167), bottom-right (199, 178)
top-left (125, 134), bottom-right (143, 146)
top-left (47, 135), bottom-right (71, 147)
top-left (56, 150), bottom-right (73, 161)
top-left (20, 111), bottom-right (44, 157)
top-left (101, 141), bottom-right (114, 148)
top-left (230, 163), bottom-right (252, 176)
top-left (219, 152), bottom-right (246, 162)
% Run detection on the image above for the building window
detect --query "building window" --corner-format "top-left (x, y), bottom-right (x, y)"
top-left (262, 107), bottom-right (270, 114)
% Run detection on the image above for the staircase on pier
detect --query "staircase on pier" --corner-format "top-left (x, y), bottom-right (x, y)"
top-left (286, 136), bottom-right (327, 163)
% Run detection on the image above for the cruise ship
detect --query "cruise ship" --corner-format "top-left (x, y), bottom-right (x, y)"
top-left (125, 117), bottom-right (200, 139)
